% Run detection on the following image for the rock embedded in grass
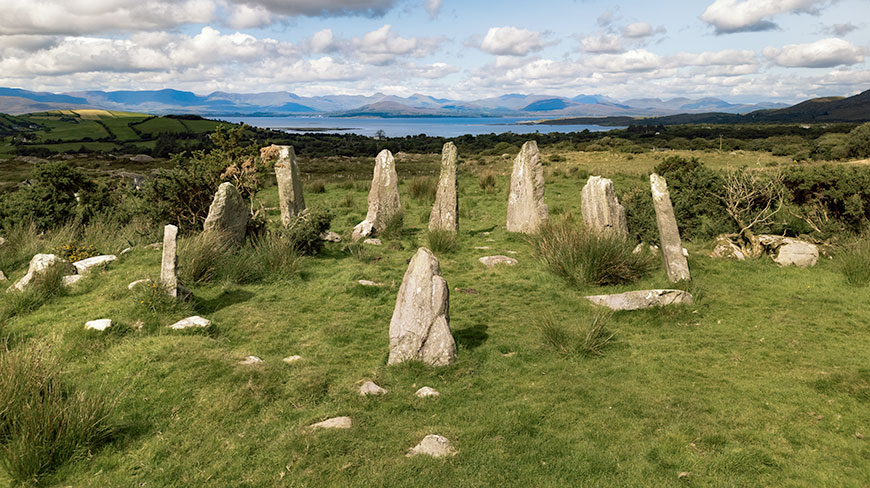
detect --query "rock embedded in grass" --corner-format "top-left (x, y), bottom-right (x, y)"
top-left (388, 248), bottom-right (457, 367)
top-left (415, 387), bottom-right (440, 398)
top-left (239, 356), bottom-right (264, 365)
top-left (585, 289), bottom-right (694, 311)
top-left (0, 270), bottom-right (6, 282)
top-left (358, 280), bottom-right (383, 287)
top-left (85, 319), bottom-right (113, 331)
top-left (203, 182), bottom-right (250, 246)
top-left (359, 381), bottom-right (388, 396)
top-left (128, 279), bottom-right (152, 290)
top-left (73, 254), bottom-right (117, 274)
top-left (478, 255), bottom-right (518, 268)
top-left (506, 141), bottom-right (549, 234)
top-left (62, 275), bottom-right (83, 287)
top-left (6, 254), bottom-right (76, 293)
top-left (169, 316), bottom-right (211, 329)
top-left (364, 238), bottom-right (382, 246)
top-left (283, 355), bottom-right (303, 364)
top-left (321, 231), bottom-right (342, 242)
top-left (308, 417), bottom-right (352, 430)
top-left (406, 435), bottom-right (456, 457)
top-left (759, 235), bottom-right (819, 268)
top-left (711, 235), bottom-right (745, 260)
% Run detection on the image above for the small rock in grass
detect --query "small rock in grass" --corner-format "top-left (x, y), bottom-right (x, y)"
top-left (406, 435), bottom-right (456, 457)
top-left (678, 472), bottom-right (691, 480)
top-left (169, 316), bottom-right (211, 329)
top-left (128, 279), bottom-right (152, 290)
top-left (85, 319), bottom-right (112, 331)
top-left (415, 387), bottom-right (440, 398)
top-left (506, 250), bottom-right (518, 255)
top-left (0, 237), bottom-right (5, 247)
top-left (856, 432), bottom-right (865, 440)
top-left (321, 231), bottom-right (342, 242)
top-left (473, 246), bottom-right (490, 250)
top-left (359, 380), bottom-right (388, 396)
top-left (308, 416), bottom-right (352, 430)
top-left (478, 255), bottom-right (518, 268)
top-left (239, 356), bottom-right (264, 365)
top-left (283, 355), bottom-right (303, 364)
top-left (120, 247), bottom-right (133, 255)
top-left (0, 270), bottom-right (6, 282)
top-left (364, 238), bottom-right (382, 246)
top-left (358, 280), bottom-right (383, 287)
top-left (74, 255), bottom-right (117, 274)
top-left (146, 242), bottom-right (162, 250)
top-left (62, 275), bottom-right (83, 287)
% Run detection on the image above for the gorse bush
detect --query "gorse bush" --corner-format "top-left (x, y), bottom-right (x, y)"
top-left (283, 206), bottom-right (334, 255)
top-left (0, 344), bottom-right (116, 484)
top-left (56, 244), bottom-right (99, 263)
top-left (537, 310), bottom-right (615, 357)
top-left (530, 217), bottom-right (655, 287)
top-left (652, 156), bottom-right (735, 240)
top-left (839, 238), bottom-right (870, 286)
top-left (781, 164), bottom-right (870, 234)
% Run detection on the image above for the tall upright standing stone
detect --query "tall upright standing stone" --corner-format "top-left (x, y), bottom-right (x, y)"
top-left (203, 182), bottom-right (249, 245)
top-left (506, 141), bottom-right (548, 234)
top-left (581, 176), bottom-right (628, 238)
top-left (263, 145), bottom-right (306, 226)
top-left (428, 142), bottom-right (459, 233)
top-left (388, 248), bottom-right (456, 367)
top-left (650, 173), bottom-right (690, 282)
top-left (161, 224), bottom-right (178, 298)
top-left (353, 149), bottom-right (402, 241)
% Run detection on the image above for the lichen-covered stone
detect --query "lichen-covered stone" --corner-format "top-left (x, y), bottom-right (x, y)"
top-left (6, 254), bottom-right (75, 293)
top-left (585, 289), bottom-right (694, 311)
top-left (203, 182), bottom-right (249, 245)
top-left (581, 176), bottom-right (628, 238)
top-left (406, 435), bottom-right (457, 457)
top-left (650, 174), bottom-right (690, 283)
top-left (506, 141), bottom-right (548, 234)
top-left (429, 142), bottom-right (459, 232)
top-left (353, 150), bottom-right (401, 241)
top-left (264, 145), bottom-right (305, 226)
top-left (160, 225), bottom-right (178, 298)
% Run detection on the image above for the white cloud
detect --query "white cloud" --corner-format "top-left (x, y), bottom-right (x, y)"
top-left (586, 49), bottom-right (663, 72)
top-left (351, 25), bottom-right (445, 64)
top-left (310, 29), bottom-right (338, 54)
top-left (225, 3), bottom-right (273, 28)
top-left (411, 62), bottom-right (459, 78)
top-left (700, 0), bottom-right (832, 34)
top-left (622, 22), bottom-right (654, 38)
top-left (763, 38), bottom-right (864, 67)
top-left (224, 0), bottom-right (399, 18)
top-left (581, 34), bottom-right (623, 53)
top-left (424, 0), bottom-right (443, 18)
top-left (480, 26), bottom-right (552, 56)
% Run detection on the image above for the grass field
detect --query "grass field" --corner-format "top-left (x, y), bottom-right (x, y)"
top-left (1, 160), bottom-right (868, 487)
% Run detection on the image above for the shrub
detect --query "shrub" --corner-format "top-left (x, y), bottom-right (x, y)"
top-left (537, 310), bottom-right (615, 357)
top-left (56, 244), bottom-right (99, 263)
top-left (530, 217), bottom-right (655, 287)
top-left (653, 156), bottom-right (736, 240)
top-left (0, 345), bottom-right (116, 484)
top-left (409, 177), bottom-right (437, 203)
top-left (781, 165), bottom-right (870, 234)
top-left (283, 206), bottom-right (334, 255)
top-left (847, 122), bottom-right (870, 158)
top-left (427, 230), bottom-right (457, 254)
top-left (620, 186), bottom-right (658, 245)
top-left (839, 239), bottom-right (870, 286)
top-left (479, 172), bottom-right (497, 193)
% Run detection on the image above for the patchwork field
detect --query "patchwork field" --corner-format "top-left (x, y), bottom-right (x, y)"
top-left (1, 161), bottom-right (868, 487)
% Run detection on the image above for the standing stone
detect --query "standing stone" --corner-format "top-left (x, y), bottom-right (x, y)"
top-left (203, 182), bottom-right (249, 245)
top-left (428, 142), bottom-right (459, 232)
top-left (264, 145), bottom-right (306, 226)
top-left (353, 150), bottom-right (401, 241)
top-left (650, 174), bottom-right (691, 282)
top-left (581, 176), bottom-right (628, 238)
top-left (388, 248), bottom-right (456, 367)
top-left (506, 141), bottom-right (548, 234)
top-left (160, 224), bottom-right (178, 298)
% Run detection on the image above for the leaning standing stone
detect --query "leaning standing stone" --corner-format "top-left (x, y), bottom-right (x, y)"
top-left (263, 145), bottom-right (306, 226)
top-left (650, 174), bottom-right (690, 282)
top-left (429, 142), bottom-right (459, 232)
top-left (160, 224), bottom-right (178, 297)
top-left (203, 182), bottom-right (249, 245)
top-left (353, 150), bottom-right (402, 241)
top-left (581, 176), bottom-right (628, 238)
top-left (506, 141), bottom-right (548, 234)
top-left (388, 248), bottom-right (456, 367)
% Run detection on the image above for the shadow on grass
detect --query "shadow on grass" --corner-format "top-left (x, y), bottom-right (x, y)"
top-left (194, 289), bottom-right (255, 315)
top-left (454, 324), bottom-right (488, 350)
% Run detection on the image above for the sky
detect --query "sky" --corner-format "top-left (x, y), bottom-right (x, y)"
top-left (0, 0), bottom-right (867, 103)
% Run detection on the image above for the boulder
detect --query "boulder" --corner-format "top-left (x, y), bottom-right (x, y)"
top-left (478, 255), bottom-right (518, 268)
top-left (283, 355), bottom-right (303, 364)
top-left (359, 381), bottom-right (388, 396)
top-left (169, 316), bottom-right (211, 329)
top-left (0, 270), bottom-right (5, 282)
top-left (85, 319), bottom-right (113, 331)
top-left (758, 235), bottom-right (818, 268)
top-left (415, 387), bottom-right (440, 398)
top-left (62, 275), bottom-right (83, 287)
top-left (239, 356), bottom-right (264, 365)
top-left (428, 142), bottom-right (459, 232)
top-left (203, 182), bottom-right (249, 245)
top-left (388, 248), bottom-right (456, 367)
top-left (353, 150), bottom-right (401, 241)
top-left (580, 176), bottom-right (628, 238)
top-left (73, 255), bottom-right (117, 274)
top-left (711, 235), bottom-right (745, 261)
top-left (160, 225), bottom-right (178, 298)
top-left (321, 231), bottom-right (342, 242)
top-left (358, 280), bottom-right (383, 287)
top-left (264, 145), bottom-right (306, 226)
top-left (308, 416), bottom-right (352, 430)
top-left (406, 435), bottom-right (457, 458)
top-left (585, 289), bottom-right (694, 311)
top-left (650, 174), bottom-right (691, 283)
top-left (506, 141), bottom-right (548, 233)
top-left (364, 238), bottom-right (383, 246)
top-left (7, 254), bottom-right (75, 293)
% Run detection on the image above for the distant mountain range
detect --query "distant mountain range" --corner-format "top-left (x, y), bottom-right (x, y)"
top-left (0, 86), bottom-right (787, 118)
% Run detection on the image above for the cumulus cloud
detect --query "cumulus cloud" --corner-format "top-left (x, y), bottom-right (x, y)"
top-left (581, 34), bottom-right (623, 54)
top-left (479, 26), bottom-right (553, 56)
top-left (700, 0), bottom-right (832, 34)
top-left (424, 0), bottom-right (443, 18)
top-left (223, 0), bottom-right (399, 18)
top-left (351, 25), bottom-right (445, 64)
top-left (763, 38), bottom-right (864, 67)
top-left (622, 22), bottom-right (666, 38)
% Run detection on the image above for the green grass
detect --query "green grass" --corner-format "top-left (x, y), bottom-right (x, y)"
top-left (0, 164), bottom-right (868, 487)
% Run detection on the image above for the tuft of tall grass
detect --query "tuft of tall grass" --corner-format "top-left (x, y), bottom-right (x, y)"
top-left (839, 239), bottom-right (870, 286)
top-left (0, 344), bottom-right (116, 484)
top-left (409, 177), bottom-right (437, 203)
top-left (178, 231), bottom-right (234, 285)
top-left (308, 179), bottom-right (326, 194)
top-left (537, 310), bottom-right (615, 357)
top-left (177, 231), bottom-right (303, 286)
top-left (0, 264), bottom-right (67, 323)
top-left (530, 218), bottom-right (655, 287)
top-left (427, 230), bottom-right (457, 254)
top-left (478, 171), bottom-right (497, 193)
top-left (0, 221), bottom-right (50, 272)
top-left (378, 212), bottom-right (404, 241)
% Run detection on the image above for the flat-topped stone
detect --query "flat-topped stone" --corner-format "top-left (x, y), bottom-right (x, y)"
top-left (363, 238), bottom-right (382, 246)
top-left (479, 255), bottom-right (518, 268)
top-left (85, 319), bottom-right (113, 331)
top-left (358, 280), bottom-right (383, 287)
top-left (585, 289), bottom-right (694, 311)
top-left (168, 316), bottom-right (211, 329)
top-left (359, 381), bottom-right (388, 396)
top-left (415, 387), bottom-right (441, 398)
top-left (73, 255), bottom-right (117, 274)
top-left (407, 435), bottom-right (457, 457)
top-left (308, 416), bottom-right (352, 430)
top-left (759, 235), bottom-right (819, 268)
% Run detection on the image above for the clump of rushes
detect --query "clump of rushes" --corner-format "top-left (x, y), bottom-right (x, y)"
top-left (409, 177), bottom-right (437, 203)
top-left (427, 230), bottom-right (457, 254)
top-left (308, 180), bottom-right (326, 194)
top-left (479, 171), bottom-right (497, 193)
top-left (538, 310), bottom-right (615, 357)
top-left (839, 238), bottom-right (870, 286)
